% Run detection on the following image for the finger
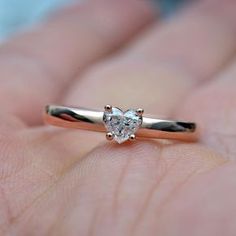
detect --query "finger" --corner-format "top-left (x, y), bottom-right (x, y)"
top-left (0, 0), bottom-right (154, 124)
top-left (23, 0), bottom-right (236, 168)
top-left (129, 0), bottom-right (236, 81)
top-left (179, 59), bottom-right (236, 160)
top-left (5, 142), bottom-right (225, 235)
top-left (61, 0), bottom-right (236, 151)
top-left (65, 0), bottom-right (236, 112)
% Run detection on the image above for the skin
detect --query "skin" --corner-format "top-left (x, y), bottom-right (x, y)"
top-left (0, 0), bottom-right (236, 235)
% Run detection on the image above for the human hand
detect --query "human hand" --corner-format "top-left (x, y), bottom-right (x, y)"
top-left (0, 0), bottom-right (236, 235)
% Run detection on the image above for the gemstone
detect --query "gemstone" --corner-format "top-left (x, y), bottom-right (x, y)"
top-left (103, 107), bottom-right (142, 144)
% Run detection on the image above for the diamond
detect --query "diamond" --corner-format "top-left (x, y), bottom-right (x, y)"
top-left (103, 107), bottom-right (142, 144)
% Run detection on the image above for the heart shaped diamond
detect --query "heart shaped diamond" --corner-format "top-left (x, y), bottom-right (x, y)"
top-left (103, 107), bottom-right (143, 144)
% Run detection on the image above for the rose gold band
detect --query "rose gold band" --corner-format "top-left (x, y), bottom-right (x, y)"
top-left (44, 105), bottom-right (198, 142)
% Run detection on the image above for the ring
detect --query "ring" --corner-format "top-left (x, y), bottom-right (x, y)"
top-left (44, 105), bottom-right (198, 144)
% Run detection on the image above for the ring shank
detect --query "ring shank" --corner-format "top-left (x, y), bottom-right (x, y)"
top-left (44, 105), bottom-right (198, 142)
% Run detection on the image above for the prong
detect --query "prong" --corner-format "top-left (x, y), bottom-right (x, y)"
top-left (129, 134), bottom-right (136, 141)
top-left (106, 132), bottom-right (114, 141)
top-left (104, 104), bottom-right (112, 112)
top-left (136, 108), bottom-right (144, 116)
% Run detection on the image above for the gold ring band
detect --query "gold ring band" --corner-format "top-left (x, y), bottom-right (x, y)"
top-left (44, 105), bottom-right (198, 144)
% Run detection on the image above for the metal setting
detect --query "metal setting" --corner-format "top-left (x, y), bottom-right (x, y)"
top-left (44, 105), bottom-right (198, 143)
top-left (129, 134), bottom-right (136, 141)
top-left (136, 108), bottom-right (144, 116)
top-left (106, 132), bottom-right (114, 141)
top-left (104, 104), bottom-right (112, 112)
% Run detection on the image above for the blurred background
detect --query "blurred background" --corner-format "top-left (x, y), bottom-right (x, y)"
top-left (0, 0), bottom-right (186, 40)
